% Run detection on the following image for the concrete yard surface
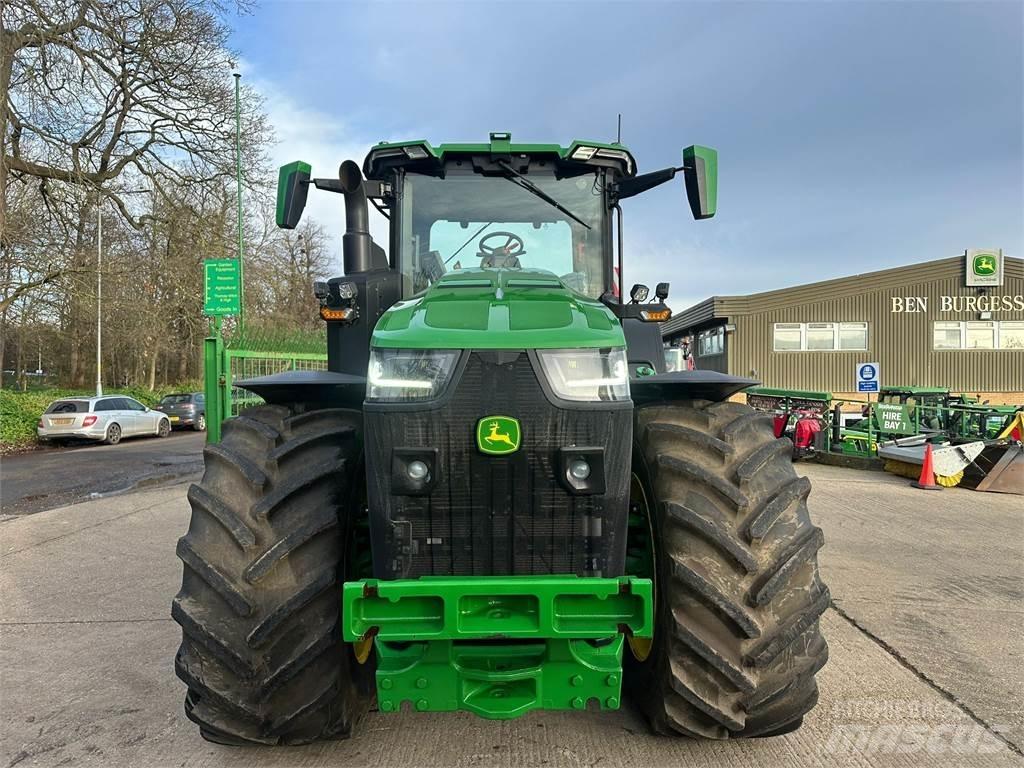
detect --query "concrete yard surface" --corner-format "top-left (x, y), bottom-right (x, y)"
top-left (1, 465), bottom-right (1022, 767)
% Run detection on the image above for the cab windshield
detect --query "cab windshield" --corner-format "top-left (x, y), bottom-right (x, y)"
top-left (398, 169), bottom-right (608, 297)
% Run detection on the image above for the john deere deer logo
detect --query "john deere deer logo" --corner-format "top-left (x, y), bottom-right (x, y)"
top-left (476, 415), bottom-right (521, 455)
top-left (973, 253), bottom-right (997, 276)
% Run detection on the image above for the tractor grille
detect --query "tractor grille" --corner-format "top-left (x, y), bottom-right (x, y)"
top-left (364, 351), bottom-right (632, 579)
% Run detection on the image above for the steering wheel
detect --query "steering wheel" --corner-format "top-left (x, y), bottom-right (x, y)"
top-left (479, 231), bottom-right (526, 267)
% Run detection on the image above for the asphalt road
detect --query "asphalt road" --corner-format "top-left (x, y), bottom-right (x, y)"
top-left (1, 463), bottom-right (1020, 767)
top-left (0, 432), bottom-right (205, 516)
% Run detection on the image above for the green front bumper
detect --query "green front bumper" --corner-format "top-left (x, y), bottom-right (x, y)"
top-left (342, 576), bottom-right (653, 719)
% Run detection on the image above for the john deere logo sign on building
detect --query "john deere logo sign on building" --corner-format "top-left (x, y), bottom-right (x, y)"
top-left (966, 248), bottom-right (1003, 287)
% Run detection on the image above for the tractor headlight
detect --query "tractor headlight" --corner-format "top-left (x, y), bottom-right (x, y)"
top-left (536, 348), bottom-right (630, 402)
top-left (367, 349), bottom-right (459, 402)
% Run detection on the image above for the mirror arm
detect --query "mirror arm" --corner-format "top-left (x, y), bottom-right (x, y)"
top-left (613, 166), bottom-right (686, 202)
top-left (312, 178), bottom-right (344, 193)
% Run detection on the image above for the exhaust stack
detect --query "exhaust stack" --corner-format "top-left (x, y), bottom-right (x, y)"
top-left (338, 160), bottom-right (383, 275)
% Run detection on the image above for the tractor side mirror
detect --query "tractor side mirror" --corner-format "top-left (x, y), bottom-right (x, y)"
top-left (276, 161), bottom-right (311, 229)
top-left (682, 145), bottom-right (717, 220)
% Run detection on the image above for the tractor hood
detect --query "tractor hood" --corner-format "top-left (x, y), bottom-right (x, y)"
top-left (371, 268), bottom-right (625, 350)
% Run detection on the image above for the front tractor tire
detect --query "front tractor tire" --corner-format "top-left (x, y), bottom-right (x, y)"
top-left (172, 404), bottom-right (372, 745)
top-left (628, 400), bottom-right (829, 739)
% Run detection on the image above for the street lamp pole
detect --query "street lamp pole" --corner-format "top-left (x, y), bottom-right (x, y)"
top-left (96, 204), bottom-right (103, 397)
top-left (233, 72), bottom-right (245, 335)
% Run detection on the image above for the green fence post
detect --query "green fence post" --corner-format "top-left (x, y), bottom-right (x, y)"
top-left (222, 346), bottom-right (233, 420)
top-left (203, 334), bottom-right (224, 443)
top-left (867, 401), bottom-right (874, 456)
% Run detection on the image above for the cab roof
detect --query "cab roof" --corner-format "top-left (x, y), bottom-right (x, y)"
top-left (363, 132), bottom-right (637, 179)
top-left (883, 386), bottom-right (950, 395)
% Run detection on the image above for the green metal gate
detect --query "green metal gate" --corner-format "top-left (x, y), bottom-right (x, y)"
top-left (203, 332), bottom-right (328, 443)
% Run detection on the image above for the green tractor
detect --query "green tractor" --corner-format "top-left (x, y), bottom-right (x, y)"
top-left (172, 133), bottom-right (829, 745)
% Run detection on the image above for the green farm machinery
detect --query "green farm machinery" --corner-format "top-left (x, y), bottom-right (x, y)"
top-left (173, 134), bottom-right (829, 745)
top-left (745, 385), bottom-right (1023, 490)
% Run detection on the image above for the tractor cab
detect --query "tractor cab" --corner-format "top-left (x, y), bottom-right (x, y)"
top-left (877, 386), bottom-right (951, 431)
top-left (363, 137), bottom-right (627, 299)
top-left (276, 134), bottom-right (718, 378)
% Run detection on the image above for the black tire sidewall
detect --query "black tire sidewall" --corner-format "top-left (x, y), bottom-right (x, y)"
top-left (625, 400), bottom-right (827, 739)
top-left (625, 438), bottom-right (678, 717)
top-left (173, 405), bottom-right (372, 745)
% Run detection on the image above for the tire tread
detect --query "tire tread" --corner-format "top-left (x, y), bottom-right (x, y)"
top-left (172, 405), bottom-right (370, 745)
top-left (629, 399), bottom-right (829, 739)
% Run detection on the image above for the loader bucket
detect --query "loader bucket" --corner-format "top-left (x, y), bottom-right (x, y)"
top-left (961, 444), bottom-right (1024, 495)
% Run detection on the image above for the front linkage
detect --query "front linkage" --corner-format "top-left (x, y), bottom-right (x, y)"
top-left (343, 576), bottom-right (652, 717)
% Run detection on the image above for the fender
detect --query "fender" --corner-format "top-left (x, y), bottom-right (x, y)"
top-left (630, 370), bottom-right (758, 405)
top-left (236, 370), bottom-right (366, 409)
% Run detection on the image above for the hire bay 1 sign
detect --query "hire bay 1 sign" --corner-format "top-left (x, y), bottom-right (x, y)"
top-left (872, 403), bottom-right (916, 435)
top-left (204, 259), bottom-right (241, 316)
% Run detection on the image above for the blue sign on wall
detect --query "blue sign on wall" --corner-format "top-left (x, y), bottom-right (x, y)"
top-left (856, 362), bottom-right (880, 393)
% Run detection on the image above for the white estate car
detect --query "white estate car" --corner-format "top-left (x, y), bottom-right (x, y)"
top-left (37, 395), bottom-right (171, 445)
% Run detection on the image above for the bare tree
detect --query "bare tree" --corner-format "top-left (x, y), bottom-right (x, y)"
top-left (1, 0), bottom-right (265, 227)
top-left (0, 1), bottom-right (342, 392)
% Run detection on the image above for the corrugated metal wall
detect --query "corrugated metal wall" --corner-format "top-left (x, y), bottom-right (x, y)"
top-left (727, 271), bottom-right (1024, 392)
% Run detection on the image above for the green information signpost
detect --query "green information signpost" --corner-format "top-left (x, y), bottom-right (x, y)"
top-left (204, 259), bottom-right (241, 316)
top-left (203, 259), bottom-right (241, 444)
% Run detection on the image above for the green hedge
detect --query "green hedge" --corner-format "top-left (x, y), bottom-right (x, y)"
top-left (0, 381), bottom-right (202, 450)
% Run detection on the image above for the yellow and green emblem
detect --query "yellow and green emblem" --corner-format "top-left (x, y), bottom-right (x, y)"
top-left (972, 253), bottom-right (997, 276)
top-left (476, 416), bottom-right (521, 455)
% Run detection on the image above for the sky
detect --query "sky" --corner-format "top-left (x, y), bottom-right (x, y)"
top-left (230, 1), bottom-right (1023, 310)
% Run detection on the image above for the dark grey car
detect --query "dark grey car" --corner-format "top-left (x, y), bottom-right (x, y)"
top-left (158, 392), bottom-right (206, 431)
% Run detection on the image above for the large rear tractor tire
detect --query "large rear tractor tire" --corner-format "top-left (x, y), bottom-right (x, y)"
top-left (172, 404), bottom-right (372, 745)
top-left (627, 400), bottom-right (830, 739)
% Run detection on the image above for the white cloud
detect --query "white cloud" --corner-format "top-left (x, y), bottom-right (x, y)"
top-left (247, 68), bottom-right (389, 276)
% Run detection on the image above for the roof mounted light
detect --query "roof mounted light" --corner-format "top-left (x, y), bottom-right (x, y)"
top-left (403, 144), bottom-right (430, 160)
top-left (570, 145), bottom-right (633, 174)
top-left (594, 148), bottom-right (634, 174)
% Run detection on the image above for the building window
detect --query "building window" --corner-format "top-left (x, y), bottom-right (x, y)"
top-left (773, 323), bottom-right (803, 351)
top-left (698, 326), bottom-right (724, 357)
top-left (1001, 321), bottom-right (1024, 349)
top-left (839, 322), bottom-right (869, 350)
top-left (773, 322), bottom-right (868, 351)
top-left (933, 320), bottom-right (1024, 350)
top-left (966, 321), bottom-right (995, 349)
top-left (933, 321), bottom-right (962, 350)
top-left (806, 323), bottom-right (836, 350)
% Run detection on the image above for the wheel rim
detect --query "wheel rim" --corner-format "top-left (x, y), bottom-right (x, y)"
top-left (160, 420), bottom-right (169, 436)
top-left (626, 472), bottom-right (656, 662)
top-left (198, 415), bottom-right (206, 430)
top-left (109, 425), bottom-right (120, 442)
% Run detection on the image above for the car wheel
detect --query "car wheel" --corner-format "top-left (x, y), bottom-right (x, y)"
top-left (158, 419), bottom-right (171, 438)
top-left (193, 413), bottom-right (206, 432)
top-left (106, 423), bottom-right (122, 445)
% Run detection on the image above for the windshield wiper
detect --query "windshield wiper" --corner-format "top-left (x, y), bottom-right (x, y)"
top-left (495, 160), bottom-right (591, 230)
top-left (445, 221), bottom-right (494, 265)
